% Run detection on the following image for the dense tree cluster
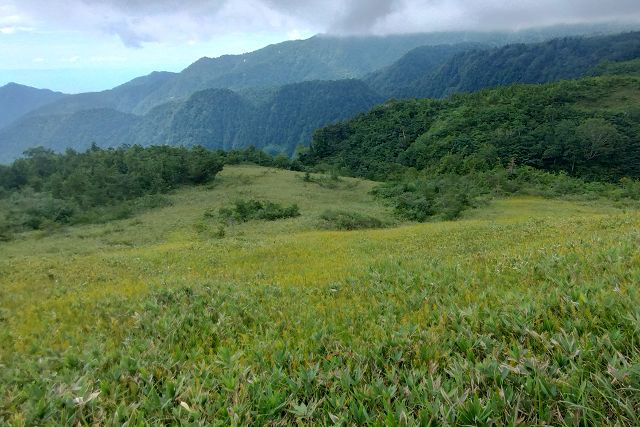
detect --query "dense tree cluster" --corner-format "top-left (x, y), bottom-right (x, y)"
top-left (0, 145), bottom-right (224, 233)
top-left (219, 199), bottom-right (300, 223)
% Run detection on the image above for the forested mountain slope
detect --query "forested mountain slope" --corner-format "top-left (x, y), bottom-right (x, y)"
top-left (0, 79), bottom-right (382, 162)
top-left (372, 31), bottom-right (640, 99)
top-left (364, 43), bottom-right (485, 98)
top-left (134, 33), bottom-right (493, 113)
top-left (0, 83), bottom-right (67, 129)
top-left (25, 71), bottom-right (177, 118)
top-left (302, 73), bottom-right (640, 182)
top-left (18, 23), bottom-right (633, 118)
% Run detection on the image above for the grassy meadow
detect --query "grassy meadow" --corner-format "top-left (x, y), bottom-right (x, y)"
top-left (1, 165), bottom-right (640, 425)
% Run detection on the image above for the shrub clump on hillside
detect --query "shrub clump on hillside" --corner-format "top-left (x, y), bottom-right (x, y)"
top-left (319, 210), bottom-right (386, 230)
top-left (373, 174), bottom-right (476, 221)
top-left (219, 199), bottom-right (300, 223)
top-left (301, 170), bottom-right (344, 189)
top-left (374, 166), bottom-right (640, 222)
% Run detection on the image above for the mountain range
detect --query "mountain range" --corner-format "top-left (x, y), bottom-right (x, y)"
top-left (1, 23), bottom-right (640, 164)
top-left (0, 84), bottom-right (67, 130)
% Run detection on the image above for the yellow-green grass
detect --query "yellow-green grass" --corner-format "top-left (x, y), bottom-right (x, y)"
top-left (575, 76), bottom-right (640, 112)
top-left (1, 165), bottom-right (640, 425)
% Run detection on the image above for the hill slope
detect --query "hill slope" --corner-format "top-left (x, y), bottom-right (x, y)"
top-left (25, 71), bottom-right (177, 117)
top-left (0, 83), bottom-right (67, 129)
top-left (20, 23), bottom-right (636, 118)
top-left (2, 165), bottom-right (640, 425)
top-left (364, 43), bottom-right (485, 97)
top-left (134, 33), bottom-right (494, 113)
top-left (303, 74), bottom-right (640, 181)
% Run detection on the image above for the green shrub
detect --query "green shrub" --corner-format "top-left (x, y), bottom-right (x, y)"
top-left (214, 225), bottom-right (226, 239)
top-left (220, 199), bottom-right (300, 223)
top-left (375, 174), bottom-right (477, 221)
top-left (299, 171), bottom-right (344, 189)
top-left (319, 210), bottom-right (385, 230)
top-left (0, 223), bottom-right (13, 242)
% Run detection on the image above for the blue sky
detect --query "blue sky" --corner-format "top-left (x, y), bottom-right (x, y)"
top-left (0, 29), bottom-right (309, 93)
top-left (1, 0), bottom-right (639, 93)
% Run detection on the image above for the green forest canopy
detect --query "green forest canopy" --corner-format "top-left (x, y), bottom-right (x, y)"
top-left (302, 74), bottom-right (640, 183)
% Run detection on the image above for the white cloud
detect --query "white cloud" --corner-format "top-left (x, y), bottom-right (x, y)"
top-left (89, 55), bottom-right (127, 62)
top-left (287, 29), bottom-right (303, 40)
top-left (0, 26), bottom-right (34, 34)
top-left (3, 0), bottom-right (640, 47)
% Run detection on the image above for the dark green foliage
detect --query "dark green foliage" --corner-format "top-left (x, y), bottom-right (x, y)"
top-left (0, 145), bottom-right (223, 232)
top-left (160, 80), bottom-right (382, 156)
top-left (0, 225), bottom-right (12, 242)
top-left (220, 199), bottom-right (300, 223)
top-left (300, 171), bottom-right (345, 189)
top-left (319, 210), bottom-right (385, 230)
top-left (364, 43), bottom-right (486, 100)
top-left (303, 75), bottom-right (640, 182)
top-left (218, 146), bottom-right (304, 171)
top-left (165, 89), bottom-right (255, 150)
top-left (254, 80), bottom-right (383, 154)
top-left (302, 99), bottom-right (438, 181)
top-left (374, 175), bottom-right (475, 221)
top-left (592, 58), bottom-right (640, 76)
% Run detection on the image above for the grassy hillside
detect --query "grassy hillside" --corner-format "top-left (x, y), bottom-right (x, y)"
top-left (2, 165), bottom-right (640, 425)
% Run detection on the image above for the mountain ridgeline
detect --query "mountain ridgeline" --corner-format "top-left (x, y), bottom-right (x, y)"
top-left (17, 25), bottom-right (622, 117)
top-left (0, 80), bottom-right (383, 163)
top-left (1, 28), bottom-right (640, 164)
top-left (365, 32), bottom-right (640, 99)
top-left (0, 84), bottom-right (67, 129)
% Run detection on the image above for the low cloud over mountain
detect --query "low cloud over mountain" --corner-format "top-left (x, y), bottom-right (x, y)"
top-left (4, 0), bottom-right (640, 47)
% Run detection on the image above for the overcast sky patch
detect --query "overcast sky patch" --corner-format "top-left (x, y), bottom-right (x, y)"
top-left (1, 0), bottom-right (637, 46)
top-left (1, 0), bottom-right (639, 91)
